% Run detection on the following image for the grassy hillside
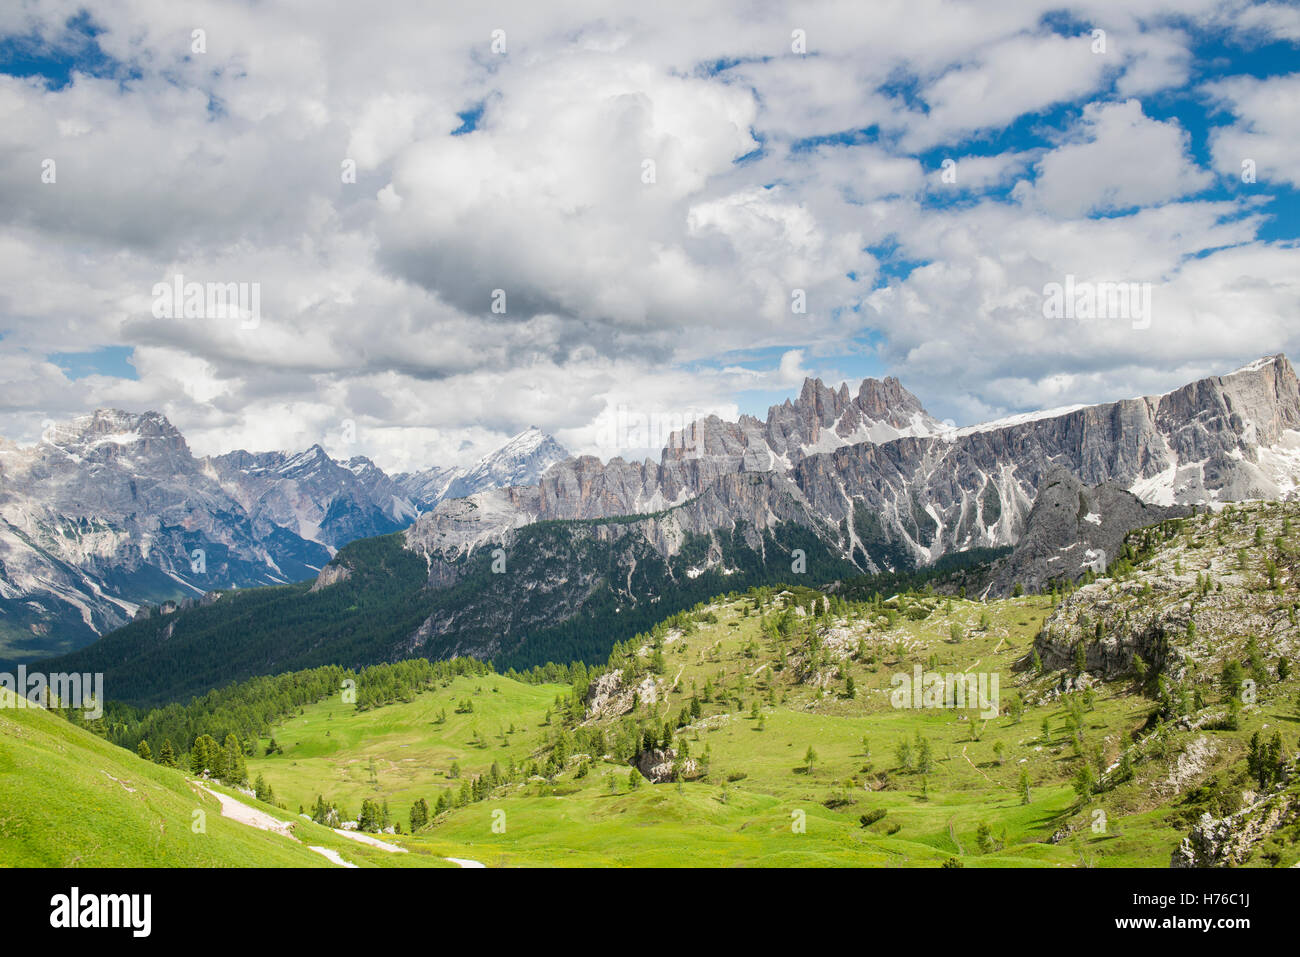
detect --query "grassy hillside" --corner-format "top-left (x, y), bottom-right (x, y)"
top-left (42, 517), bottom-right (1005, 709)
top-left (0, 687), bottom-right (330, 866)
top-left (0, 685), bottom-right (468, 868)
top-left (241, 575), bottom-right (1299, 866)
top-left (240, 595), bottom-right (1122, 866)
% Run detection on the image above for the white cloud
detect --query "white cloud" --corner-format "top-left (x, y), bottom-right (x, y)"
top-left (900, 31), bottom-right (1115, 151)
top-left (0, 0), bottom-right (1294, 471)
top-left (1206, 72), bottom-right (1300, 190)
top-left (1013, 99), bottom-right (1212, 215)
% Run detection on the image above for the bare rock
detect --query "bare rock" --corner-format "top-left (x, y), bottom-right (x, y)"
top-left (310, 562), bottom-right (352, 592)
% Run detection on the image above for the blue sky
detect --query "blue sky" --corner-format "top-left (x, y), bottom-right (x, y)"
top-left (50, 345), bottom-right (137, 380)
top-left (0, 2), bottom-right (1298, 469)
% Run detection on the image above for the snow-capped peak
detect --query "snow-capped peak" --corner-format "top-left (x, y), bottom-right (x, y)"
top-left (442, 428), bottom-right (569, 500)
top-left (497, 426), bottom-right (549, 456)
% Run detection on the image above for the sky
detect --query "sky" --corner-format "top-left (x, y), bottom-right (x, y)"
top-left (0, 0), bottom-right (1298, 472)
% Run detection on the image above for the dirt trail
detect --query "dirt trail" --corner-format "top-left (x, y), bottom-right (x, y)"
top-left (195, 783), bottom-right (354, 867)
top-left (195, 781), bottom-right (482, 868)
top-left (309, 846), bottom-right (358, 868)
top-left (960, 744), bottom-right (994, 783)
top-left (329, 827), bottom-right (407, 853)
top-left (196, 783), bottom-right (296, 837)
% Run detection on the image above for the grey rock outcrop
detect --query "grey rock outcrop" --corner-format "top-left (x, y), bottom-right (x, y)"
top-left (984, 469), bottom-right (1192, 597)
top-left (1172, 792), bottom-right (1297, 867)
top-left (636, 747), bottom-right (697, 783)
top-left (310, 562), bottom-right (353, 592)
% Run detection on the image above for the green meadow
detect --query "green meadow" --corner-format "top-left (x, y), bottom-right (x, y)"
top-left (240, 589), bottom-right (1295, 867)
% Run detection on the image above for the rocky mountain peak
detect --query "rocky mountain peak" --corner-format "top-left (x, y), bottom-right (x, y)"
top-left (442, 428), bottom-right (569, 500)
top-left (37, 408), bottom-right (192, 465)
top-left (855, 376), bottom-right (928, 421)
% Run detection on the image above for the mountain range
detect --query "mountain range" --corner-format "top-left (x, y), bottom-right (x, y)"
top-left (33, 354), bottom-right (1300, 704)
top-left (409, 354), bottom-right (1300, 565)
top-left (0, 415), bottom-right (566, 660)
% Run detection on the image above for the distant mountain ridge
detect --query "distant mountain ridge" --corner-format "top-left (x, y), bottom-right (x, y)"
top-left (0, 413), bottom-right (566, 660)
top-left (206, 444), bottom-right (418, 550)
top-left (409, 355), bottom-right (1300, 568)
top-left (16, 354), bottom-right (1300, 677)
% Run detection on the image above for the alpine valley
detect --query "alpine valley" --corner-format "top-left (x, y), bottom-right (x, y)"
top-left (26, 354), bottom-right (1300, 704)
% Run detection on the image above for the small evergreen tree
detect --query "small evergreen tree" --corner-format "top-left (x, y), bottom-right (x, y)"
top-left (410, 798), bottom-right (430, 832)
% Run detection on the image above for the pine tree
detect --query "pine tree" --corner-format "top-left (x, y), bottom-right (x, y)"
top-left (158, 739), bottom-right (176, 767)
top-left (190, 734), bottom-right (220, 776)
top-left (254, 773), bottom-right (275, 804)
top-left (136, 740), bottom-right (152, 761)
top-left (222, 732), bottom-right (247, 786)
top-left (916, 734), bottom-right (933, 774)
top-left (357, 799), bottom-right (377, 831)
top-left (410, 798), bottom-right (430, 832)
top-left (1072, 764), bottom-right (1095, 801)
top-left (895, 738), bottom-right (913, 771)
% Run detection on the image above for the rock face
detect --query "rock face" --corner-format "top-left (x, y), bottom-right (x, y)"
top-left (392, 427), bottom-right (568, 510)
top-left (636, 747), bottom-right (697, 783)
top-left (585, 669), bottom-right (666, 721)
top-left (309, 563), bottom-right (353, 592)
top-left (984, 468), bottom-right (1193, 597)
top-left (0, 410), bottom-right (331, 657)
top-left (391, 464), bottom-right (463, 511)
top-left (409, 356), bottom-right (1300, 580)
top-left (443, 427), bottom-right (568, 500)
top-left (14, 355), bottom-right (1300, 668)
top-left (206, 445), bottom-right (417, 549)
top-left (529, 376), bottom-right (945, 522)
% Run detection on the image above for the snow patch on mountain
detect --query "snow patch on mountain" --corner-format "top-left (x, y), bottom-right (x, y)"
top-left (443, 427), bottom-right (569, 500)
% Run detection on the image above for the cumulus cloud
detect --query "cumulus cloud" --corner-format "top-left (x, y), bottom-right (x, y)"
top-left (1013, 99), bottom-right (1213, 216)
top-left (1205, 72), bottom-right (1300, 190)
top-left (0, 0), bottom-right (1296, 470)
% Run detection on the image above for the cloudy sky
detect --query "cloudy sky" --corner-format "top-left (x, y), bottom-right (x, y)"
top-left (1, 0), bottom-right (1298, 472)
